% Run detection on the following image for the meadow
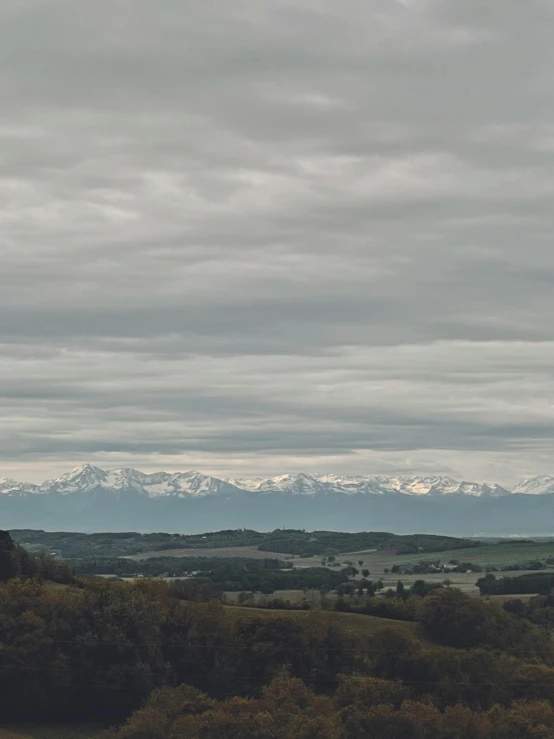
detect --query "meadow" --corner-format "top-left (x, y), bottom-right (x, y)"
top-left (125, 545), bottom-right (290, 561)
top-left (111, 539), bottom-right (554, 596)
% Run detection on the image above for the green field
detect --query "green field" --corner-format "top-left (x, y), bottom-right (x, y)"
top-left (305, 540), bottom-right (554, 569)
top-left (394, 541), bottom-right (554, 566)
top-left (126, 545), bottom-right (288, 561)
top-left (94, 539), bottom-right (554, 597)
top-left (222, 603), bottom-right (434, 644)
top-left (287, 540), bottom-right (554, 595)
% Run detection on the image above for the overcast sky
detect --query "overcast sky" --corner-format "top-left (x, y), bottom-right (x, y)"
top-left (1, 0), bottom-right (554, 486)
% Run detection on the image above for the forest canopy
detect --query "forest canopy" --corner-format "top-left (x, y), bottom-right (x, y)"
top-left (3, 530), bottom-right (554, 739)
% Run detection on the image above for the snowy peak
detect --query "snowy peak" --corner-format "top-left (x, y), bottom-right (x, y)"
top-left (142, 470), bottom-right (230, 497)
top-left (511, 476), bottom-right (554, 496)
top-left (224, 473), bottom-right (510, 497)
top-left (0, 466), bottom-right (234, 498)
top-left (42, 464), bottom-right (108, 494)
top-left (1, 466), bottom-right (552, 499)
top-left (374, 476), bottom-right (509, 497)
top-left (0, 477), bottom-right (40, 495)
top-left (373, 476), bottom-right (461, 495)
top-left (226, 473), bottom-right (339, 495)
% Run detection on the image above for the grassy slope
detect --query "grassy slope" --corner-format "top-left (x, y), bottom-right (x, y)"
top-left (1, 590), bottom-right (448, 739)
top-left (292, 541), bottom-right (554, 570)
top-left (222, 603), bottom-right (437, 646)
top-left (125, 545), bottom-right (282, 561)
top-left (392, 541), bottom-right (554, 567)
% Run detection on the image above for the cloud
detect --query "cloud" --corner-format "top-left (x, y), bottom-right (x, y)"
top-left (0, 0), bottom-right (553, 486)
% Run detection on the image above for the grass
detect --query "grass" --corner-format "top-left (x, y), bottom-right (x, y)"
top-left (221, 603), bottom-right (436, 646)
top-left (393, 541), bottom-right (554, 567)
top-left (126, 545), bottom-right (292, 561)
top-left (96, 539), bottom-right (554, 599)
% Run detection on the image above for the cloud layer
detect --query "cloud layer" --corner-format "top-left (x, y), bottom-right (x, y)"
top-left (1, 0), bottom-right (554, 484)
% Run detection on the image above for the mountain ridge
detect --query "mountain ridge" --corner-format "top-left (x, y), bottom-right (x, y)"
top-left (0, 463), bottom-right (551, 498)
top-left (2, 464), bottom-right (554, 535)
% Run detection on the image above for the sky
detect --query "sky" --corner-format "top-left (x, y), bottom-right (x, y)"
top-left (1, 0), bottom-right (554, 486)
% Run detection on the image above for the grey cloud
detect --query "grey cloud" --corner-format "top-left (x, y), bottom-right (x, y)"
top-left (1, 0), bottom-right (554, 483)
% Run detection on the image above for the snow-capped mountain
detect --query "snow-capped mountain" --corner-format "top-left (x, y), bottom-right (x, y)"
top-left (2, 466), bottom-right (554, 535)
top-left (225, 473), bottom-right (510, 497)
top-left (0, 478), bottom-right (35, 495)
top-left (373, 476), bottom-right (510, 497)
top-left (0, 465), bottom-right (522, 499)
top-left (511, 476), bottom-right (554, 496)
top-left (0, 464), bottom-right (236, 498)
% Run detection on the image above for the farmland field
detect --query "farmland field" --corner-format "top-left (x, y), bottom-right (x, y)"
top-left (125, 545), bottom-right (293, 561)
top-left (120, 539), bottom-right (554, 595)
top-left (129, 541), bottom-right (552, 567)
top-left (390, 541), bottom-right (554, 567)
top-left (294, 540), bottom-right (554, 570)
top-left (318, 542), bottom-right (554, 594)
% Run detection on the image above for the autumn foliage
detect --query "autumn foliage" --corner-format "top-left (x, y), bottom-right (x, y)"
top-left (4, 531), bottom-right (554, 738)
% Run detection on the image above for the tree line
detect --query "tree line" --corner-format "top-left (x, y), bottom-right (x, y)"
top-left (72, 555), bottom-right (349, 593)
top-left (0, 529), bottom-right (73, 584)
top-left (478, 572), bottom-right (554, 596)
top-left (10, 528), bottom-right (480, 559)
top-left (5, 529), bottom-right (554, 738)
top-left (99, 673), bottom-right (554, 739)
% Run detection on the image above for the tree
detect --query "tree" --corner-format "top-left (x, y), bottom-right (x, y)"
top-left (358, 560), bottom-right (364, 567)
top-left (335, 675), bottom-right (407, 708)
top-left (343, 566), bottom-right (359, 578)
top-left (395, 581), bottom-right (406, 599)
top-left (362, 569), bottom-right (370, 578)
top-left (0, 531), bottom-right (16, 581)
top-left (531, 606), bottom-right (554, 637)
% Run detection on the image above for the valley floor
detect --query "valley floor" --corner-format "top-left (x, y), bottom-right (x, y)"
top-left (124, 539), bottom-right (554, 595)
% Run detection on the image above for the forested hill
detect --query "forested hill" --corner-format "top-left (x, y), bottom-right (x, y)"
top-left (4, 527), bottom-right (554, 738)
top-left (9, 528), bottom-right (480, 559)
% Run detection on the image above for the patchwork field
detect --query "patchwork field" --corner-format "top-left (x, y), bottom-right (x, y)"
top-left (390, 541), bottom-right (554, 568)
top-left (112, 539), bottom-right (554, 596)
top-left (125, 545), bottom-right (293, 561)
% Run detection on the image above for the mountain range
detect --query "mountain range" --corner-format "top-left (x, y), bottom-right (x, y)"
top-left (2, 465), bottom-right (554, 535)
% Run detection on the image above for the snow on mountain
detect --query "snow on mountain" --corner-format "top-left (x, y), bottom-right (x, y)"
top-left (226, 473), bottom-right (382, 495)
top-left (0, 464), bottom-right (233, 498)
top-left (41, 464), bottom-right (108, 494)
top-left (511, 476), bottom-right (554, 495)
top-left (371, 476), bottom-right (462, 495)
top-left (224, 473), bottom-right (510, 497)
top-left (0, 465), bottom-right (545, 499)
top-left (141, 470), bottom-right (231, 497)
top-left (0, 477), bottom-right (41, 495)
top-left (226, 473), bottom-right (322, 494)
top-left (372, 476), bottom-right (509, 497)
